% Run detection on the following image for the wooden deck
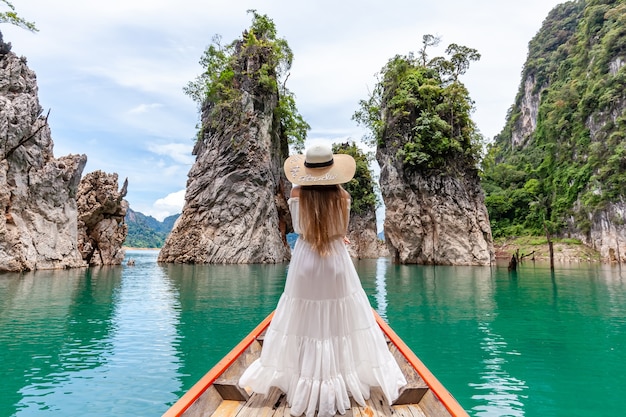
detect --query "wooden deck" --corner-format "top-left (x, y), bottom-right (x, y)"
top-left (164, 312), bottom-right (468, 417)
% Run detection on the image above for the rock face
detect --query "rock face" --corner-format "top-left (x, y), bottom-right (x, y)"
top-left (568, 202), bottom-right (626, 263)
top-left (493, 1), bottom-right (626, 263)
top-left (333, 142), bottom-right (386, 259)
top-left (0, 44), bottom-right (87, 272)
top-left (76, 171), bottom-right (129, 266)
top-left (346, 211), bottom-right (388, 259)
top-left (572, 95), bottom-right (626, 262)
top-left (378, 152), bottom-right (494, 265)
top-left (158, 38), bottom-right (291, 264)
top-left (510, 75), bottom-right (542, 149)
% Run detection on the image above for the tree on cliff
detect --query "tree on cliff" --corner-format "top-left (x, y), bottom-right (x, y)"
top-left (332, 141), bottom-right (378, 215)
top-left (184, 9), bottom-right (308, 151)
top-left (352, 35), bottom-right (494, 266)
top-left (481, 0), bottom-right (626, 239)
top-left (353, 34), bottom-right (483, 173)
top-left (0, 0), bottom-right (37, 54)
top-left (160, 10), bottom-right (301, 264)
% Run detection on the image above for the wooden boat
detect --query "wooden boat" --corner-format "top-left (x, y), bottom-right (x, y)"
top-left (163, 311), bottom-right (469, 417)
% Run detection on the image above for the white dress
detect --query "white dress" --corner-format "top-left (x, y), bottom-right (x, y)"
top-left (239, 197), bottom-right (406, 417)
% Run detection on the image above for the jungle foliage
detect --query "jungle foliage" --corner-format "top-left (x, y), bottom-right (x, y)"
top-left (184, 10), bottom-right (309, 151)
top-left (481, 0), bottom-right (626, 238)
top-left (353, 34), bottom-right (483, 174)
top-left (333, 142), bottom-right (378, 215)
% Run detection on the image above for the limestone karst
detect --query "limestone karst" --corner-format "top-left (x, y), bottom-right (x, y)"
top-left (158, 26), bottom-right (292, 264)
top-left (0, 34), bottom-right (128, 271)
top-left (77, 171), bottom-right (129, 266)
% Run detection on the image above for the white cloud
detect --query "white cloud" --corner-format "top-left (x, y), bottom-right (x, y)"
top-left (128, 103), bottom-right (163, 114)
top-left (148, 143), bottom-right (195, 165)
top-left (148, 189), bottom-right (186, 221)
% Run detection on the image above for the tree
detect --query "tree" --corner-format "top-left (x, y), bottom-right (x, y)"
top-left (353, 35), bottom-right (483, 172)
top-left (184, 10), bottom-right (308, 150)
top-left (333, 142), bottom-right (378, 215)
top-left (0, 1), bottom-right (38, 32)
top-left (418, 34), bottom-right (440, 66)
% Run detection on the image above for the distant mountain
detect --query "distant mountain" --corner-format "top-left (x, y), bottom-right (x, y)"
top-left (124, 208), bottom-right (179, 248)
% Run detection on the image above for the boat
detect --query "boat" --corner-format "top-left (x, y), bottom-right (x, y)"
top-left (162, 311), bottom-right (469, 417)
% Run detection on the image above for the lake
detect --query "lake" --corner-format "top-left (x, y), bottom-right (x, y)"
top-left (1, 249), bottom-right (624, 417)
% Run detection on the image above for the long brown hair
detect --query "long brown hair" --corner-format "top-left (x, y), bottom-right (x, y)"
top-left (299, 185), bottom-right (350, 255)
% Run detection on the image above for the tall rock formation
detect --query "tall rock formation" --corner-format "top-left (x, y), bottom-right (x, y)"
top-left (483, 1), bottom-right (626, 262)
top-left (346, 210), bottom-right (388, 259)
top-left (158, 32), bottom-right (291, 264)
top-left (355, 39), bottom-right (494, 265)
top-left (0, 37), bottom-right (88, 272)
top-left (76, 171), bottom-right (129, 266)
top-left (1, 35), bottom-right (128, 271)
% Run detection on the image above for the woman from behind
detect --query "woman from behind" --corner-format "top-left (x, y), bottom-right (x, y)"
top-left (239, 143), bottom-right (406, 417)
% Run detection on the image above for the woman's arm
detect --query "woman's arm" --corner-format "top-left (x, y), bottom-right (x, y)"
top-left (290, 185), bottom-right (301, 198)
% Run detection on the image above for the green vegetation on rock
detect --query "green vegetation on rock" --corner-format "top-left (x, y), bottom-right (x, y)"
top-left (482, 0), bottom-right (626, 238)
top-left (184, 10), bottom-right (309, 151)
top-left (333, 142), bottom-right (378, 215)
top-left (353, 34), bottom-right (484, 174)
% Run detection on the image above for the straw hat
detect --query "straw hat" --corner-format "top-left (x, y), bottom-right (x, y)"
top-left (283, 144), bottom-right (356, 185)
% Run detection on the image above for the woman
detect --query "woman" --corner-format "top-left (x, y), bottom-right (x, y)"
top-left (239, 143), bottom-right (406, 417)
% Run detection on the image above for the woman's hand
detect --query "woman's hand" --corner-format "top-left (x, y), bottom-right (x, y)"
top-left (343, 236), bottom-right (351, 245)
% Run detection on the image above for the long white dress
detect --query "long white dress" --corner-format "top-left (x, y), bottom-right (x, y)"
top-left (238, 197), bottom-right (406, 417)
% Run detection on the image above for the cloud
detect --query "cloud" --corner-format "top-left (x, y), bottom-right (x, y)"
top-left (147, 189), bottom-right (186, 221)
top-left (128, 103), bottom-right (164, 114)
top-left (148, 143), bottom-right (195, 165)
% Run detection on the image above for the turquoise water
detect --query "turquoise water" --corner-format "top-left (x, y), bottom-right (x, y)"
top-left (1, 250), bottom-right (625, 417)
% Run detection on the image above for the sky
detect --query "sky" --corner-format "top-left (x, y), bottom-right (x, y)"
top-left (2, 0), bottom-right (564, 221)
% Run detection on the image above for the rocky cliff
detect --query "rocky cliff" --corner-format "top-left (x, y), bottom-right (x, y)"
top-left (158, 34), bottom-right (291, 264)
top-left (1, 35), bottom-right (128, 271)
top-left (77, 170), bottom-right (128, 265)
top-left (0, 41), bottom-right (88, 272)
top-left (346, 211), bottom-right (388, 259)
top-left (483, 1), bottom-right (626, 262)
top-left (333, 142), bottom-right (387, 259)
top-left (378, 152), bottom-right (494, 265)
top-left (354, 39), bottom-right (495, 265)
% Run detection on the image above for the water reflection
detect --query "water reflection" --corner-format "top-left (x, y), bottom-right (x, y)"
top-left (374, 258), bottom-right (389, 319)
top-left (2, 255), bottom-right (626, 416)
top-left (0, 266), bottom-right (121, 415)
top-left (0, 250), bottom-right (185, 416)
top-left (469, 322), bottom-right (527, 417)
top-left (162, 261), bottom-right (287, 400)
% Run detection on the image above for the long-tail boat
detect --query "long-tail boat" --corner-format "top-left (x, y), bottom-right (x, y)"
top-left (163, 311), bottom-right (469, 417)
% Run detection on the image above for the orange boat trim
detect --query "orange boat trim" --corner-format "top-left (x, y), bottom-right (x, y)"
top-left (373, 313), bottom-right (469, 417)
top-left (162, 312), bottom-right (274, 417)
top-left (163, 310), bottom-right (469, 417)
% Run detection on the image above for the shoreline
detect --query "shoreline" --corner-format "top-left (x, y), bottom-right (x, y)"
top-left (121, 239), bottom-right (608, 264)
top-left (494, 237), bottom-right (603, 263)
